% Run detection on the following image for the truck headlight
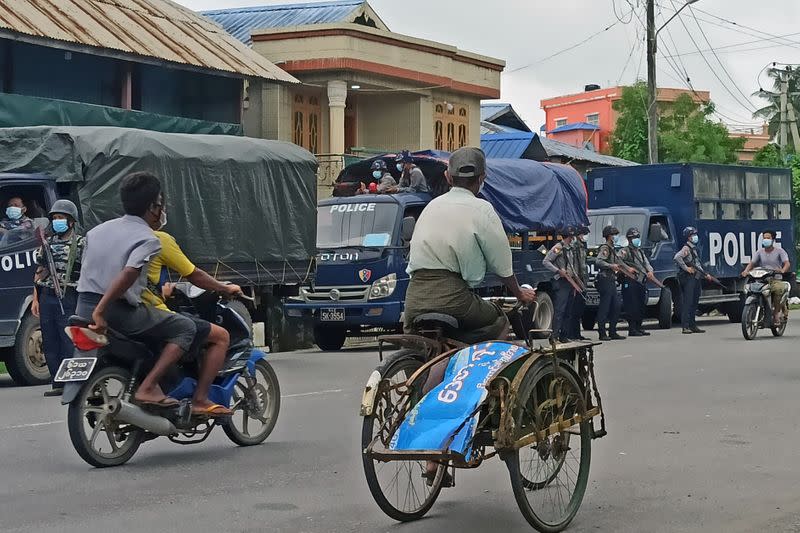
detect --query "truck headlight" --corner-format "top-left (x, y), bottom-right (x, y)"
top-left (369, 273), bottom-right (397, 300)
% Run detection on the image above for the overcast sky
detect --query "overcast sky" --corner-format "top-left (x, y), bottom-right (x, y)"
top-left (179, 0), bottom-right (800, 132)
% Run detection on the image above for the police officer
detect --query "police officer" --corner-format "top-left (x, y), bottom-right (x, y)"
top-left (567, 226), bottom-right (591, 340)
top-left (674, 226), bottom-right (713, 334)
top-left (595, 225), bottom-right (631, 340)
top-left (619, 227), bottom-right (658, 337)
top-left (543, 227), bottom-right (579, 343)
top-left (31, 200), bottom-right (85, 396)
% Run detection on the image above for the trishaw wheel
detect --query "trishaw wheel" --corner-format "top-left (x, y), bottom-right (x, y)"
top-left (361, 350), bottom-right (445, 522)
top-left (505, 361), bottom-right (591, 532)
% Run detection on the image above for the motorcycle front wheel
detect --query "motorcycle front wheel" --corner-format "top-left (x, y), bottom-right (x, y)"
top-left (223, 359), bottom-right (281, 446)
top-left (67, 366), bottom-right (144, 468)
top-left (741, 303), bottom-right (759, 341)
top-left (771, 308), bottom-right (788, 337)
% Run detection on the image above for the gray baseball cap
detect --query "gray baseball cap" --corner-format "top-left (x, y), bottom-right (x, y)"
top-left (448, 147), bottom-right (486, 178)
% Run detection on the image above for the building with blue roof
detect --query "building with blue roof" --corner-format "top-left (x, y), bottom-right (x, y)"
top-left (202, 1), bottom-right (505, 198)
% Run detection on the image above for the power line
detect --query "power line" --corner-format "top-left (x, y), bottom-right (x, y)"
top-left (663, 32), bottom-right (800, 58)
top-left (692, 6), bottom-right (800, 48)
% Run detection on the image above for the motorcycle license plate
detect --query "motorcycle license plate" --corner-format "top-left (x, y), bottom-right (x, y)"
top-left (53, 357), bottom-right (98, 383)
top-left (320, 308), bottom-right (345, 322)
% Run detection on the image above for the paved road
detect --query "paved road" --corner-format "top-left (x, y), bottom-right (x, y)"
top-left (2, 317), bottom-right (800, 533)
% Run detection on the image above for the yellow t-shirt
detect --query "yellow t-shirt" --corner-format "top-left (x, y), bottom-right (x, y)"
top-left (140, 231), bottom-right (196, 311)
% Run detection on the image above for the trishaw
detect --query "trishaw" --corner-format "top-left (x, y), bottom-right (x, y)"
top-left (359, 299), bottom-right (607, 532)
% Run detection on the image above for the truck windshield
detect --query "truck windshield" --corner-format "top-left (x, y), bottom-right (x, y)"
top-left (587, 213), bottom-right (647, 248)
top-left (317, 202), bottom-right (399, 249)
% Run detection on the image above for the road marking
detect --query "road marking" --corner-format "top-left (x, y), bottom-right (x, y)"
top-left (281, 389), bottom-right (343, 399)
top-left (1, 420), bottom-right (63, 431)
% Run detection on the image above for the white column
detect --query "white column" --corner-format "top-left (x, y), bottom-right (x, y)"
top-left (327, 80), bottom-right (348, 154)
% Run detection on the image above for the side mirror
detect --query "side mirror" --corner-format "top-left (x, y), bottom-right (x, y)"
top-left (401, 216), bottom-right (416, 244)
top-left (648, 223), bottom-right (666, 243)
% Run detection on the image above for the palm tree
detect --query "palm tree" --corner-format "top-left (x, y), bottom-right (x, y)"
top-left (753, 66), bottom-right (800, 140)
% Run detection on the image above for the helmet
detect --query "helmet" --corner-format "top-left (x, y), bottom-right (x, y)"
top-left (682, 226), bottom-right (698, 239)
top-left (370, 159), bottom-right (387, 171)
top-left (626, 227), bottom-right (641, 239)
top-left (395, 150), bottom-right (413, 163)
top-left (49, 199), bottom-right (79, 221)
top-left (563, 226), bottom-right (577, 237)
top-left (602, 225), bottom-right (619, 238)
top-left (577, 226), bottom-right (590, 236)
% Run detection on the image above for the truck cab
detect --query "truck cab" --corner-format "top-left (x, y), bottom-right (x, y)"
top-left (284, 193), bottom-right (428, 350)
top-left (0, 174), bottom-right (60, 385)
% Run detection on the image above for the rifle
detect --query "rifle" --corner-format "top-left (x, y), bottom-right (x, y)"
top-left (705, 273), bottom-right (726, 290)
top-left (35, 226), bottom-right (64, 315)
top-left (562, 271), bottom-right (585, 295)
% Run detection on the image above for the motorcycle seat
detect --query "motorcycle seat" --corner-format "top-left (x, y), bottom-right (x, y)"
top-left (68, 315), bottom-right (92, 327)
top-left (412, 313), bottom-right (459, 330)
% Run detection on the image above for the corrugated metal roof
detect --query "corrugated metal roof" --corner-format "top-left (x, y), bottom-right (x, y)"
top-left (480, 121), bottom-right (523, 135)
top-left (203, 0), bottom-right (365, 45)
top-left (481, 131), bottom-right (638, 167)
top-left (481, 131), bottom-right (533, 159)
top-left (0, 0), bottom-right (298, 82)
top-left (480, 103), bottom-right (511, 122)
top-left (540, 137), bottom-right (639, 167)
top-left (549, 122), bottom-right (599, 133)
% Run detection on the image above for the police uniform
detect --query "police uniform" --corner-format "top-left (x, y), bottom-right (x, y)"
top-left (619, 244), bottom-right (653, 336)
top-left (35, 231), bottom-right (85, 380)
top-left (595, 240), bottom-right (624, 339)
top-left (567, 234), bottom-right (589, 339)
top-left (674, 240), bottom-right (705, 332)
top-left (543, 239), bottom-right (577, 342)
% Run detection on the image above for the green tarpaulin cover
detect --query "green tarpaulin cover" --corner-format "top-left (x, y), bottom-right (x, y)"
top-left (0, 126), bottom-right (318, 284)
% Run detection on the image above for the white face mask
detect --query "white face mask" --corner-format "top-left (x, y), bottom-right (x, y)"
top-left (159, 209), bottom-right (167, 230)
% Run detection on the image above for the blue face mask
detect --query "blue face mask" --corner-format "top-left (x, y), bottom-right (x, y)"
top-left (6, 206), bottom-right (22, 220)
top-left (396, 163), bottom-right (404, 173)
top-left (631, 237), bottom-right (642, 248)
top-left (52, 219), bottom-right (69, 234)
top-left (762, 238), bottom-right (773, 248)
top-left (372, 170), bottom-right (382, 179)
top-left (690, 235), bottom-right (699, 245)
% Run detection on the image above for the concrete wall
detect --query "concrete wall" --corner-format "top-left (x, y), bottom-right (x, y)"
top-left (356, 93), bottom-right (421, 151)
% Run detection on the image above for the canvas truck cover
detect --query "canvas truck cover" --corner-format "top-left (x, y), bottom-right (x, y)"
top-left (0, 126), bottom-right (318, 284)
top-left (481, 159), bottom-right (589, 233)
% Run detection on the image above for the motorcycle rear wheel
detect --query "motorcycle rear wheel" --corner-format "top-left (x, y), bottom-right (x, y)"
top-left (67, 366), bottom-right (144, 468)
top-left (223, 359), bottom-right (280, 446)
top-left (741, 303), bottom-right (759, 340)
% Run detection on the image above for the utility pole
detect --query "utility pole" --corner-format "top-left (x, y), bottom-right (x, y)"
top-left (779, 69), bottom-right (789, 151)
top-left (646, 0), bottom-right (658, 164)
top-left (787, 101), bottom-right (800, 153)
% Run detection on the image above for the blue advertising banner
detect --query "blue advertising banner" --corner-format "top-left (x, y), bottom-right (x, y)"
top-left (390, 342), bottom-right (530, 458)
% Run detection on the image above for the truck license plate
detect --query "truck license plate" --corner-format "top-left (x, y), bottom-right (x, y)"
top-left (53, 357), bottom-right (98, 383)
top-left (320, 308), bottom-right (345, 322)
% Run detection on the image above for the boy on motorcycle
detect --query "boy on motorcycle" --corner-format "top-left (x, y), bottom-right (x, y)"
top-left (77, 172), bottom-right (197, 409)
top-left (741, 230), bottom-right (791, 325)
top-left (142, 227), bottom-right (242, 417)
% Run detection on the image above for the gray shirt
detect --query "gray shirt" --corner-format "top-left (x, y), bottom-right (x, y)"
top-left (596, 243), bottom-right (621, 273)
top-left (750, 247), bottom-right (789, 271)
top-left (572, 241), bottom-right (588, 283)
top-left (543, 241), bottom-right (574, 280)
top-left (674, 242), bottom-right (705, 278)
top-left (619, 245), bottom-right (653, 283)
top-left (77, 215), bottom-right (162, 305)
top-left (398, 166), bottom-right (429, 193)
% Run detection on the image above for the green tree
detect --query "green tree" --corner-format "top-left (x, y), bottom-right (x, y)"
top-left (752, 66), bottom-right (800, 138)
top-left (610, 82), bottom-right (746, 164)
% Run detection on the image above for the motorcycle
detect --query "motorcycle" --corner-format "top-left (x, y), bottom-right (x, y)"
top-left (741, 268), bottom-right (790, 340)
top-left (55, 284), bottom-right (280, 467)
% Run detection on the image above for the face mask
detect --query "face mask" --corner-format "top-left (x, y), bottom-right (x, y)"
top-left (631, 237), bottom-right (642, 248)
top-left (762, 238), bottom-right (773, 248)
top-left (690, 235), bottom-right (699, 245)
top-left (52, 219), bottom-right (69, 234)
top-left (372, 170), bottom-right (382, 179)
top-left (396, 163), bottom-right (404, 173)
top-left (159, 210), bottom-right (167, 230)
top-left (6, 206), bottom-right (22, 220)
top-left (612, 235), bottom-right (621, 246)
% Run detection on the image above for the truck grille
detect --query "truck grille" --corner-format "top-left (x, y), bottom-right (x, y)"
top-left (301, 286), bottom-right (370, 303)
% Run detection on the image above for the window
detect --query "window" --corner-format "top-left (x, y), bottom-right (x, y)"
top-left (745, 172), bottom-right (769, 200)
top-left (770, 173), bottom-right (792, 200)
top-left (0, 186), bottom-right (51, 253)
top-left (555, 118), bottom-right (568, 128)
top-left (585, 113), bottom-right (599, 126)
top-left (693, 169), bottom-right (719, 199)
top-left (292, 92), bottom-right (322, 153)
top-left (719, 172), bottom-right (745, 200)
top-left (749, 203), bottom-right (769, 220)
top-left (697, 202), bottom-right (717, 220)
top-left (773, 203), bottom-right (792, 220)
top-left (586, 213), bottom-right (647, 248)
top-left (720, 203), bottom-right (743, 220)
top-left (648, 215), bottom-right (671, 242)
top-left (433, 102), bottom-right (469, 150)
top-left (316, 203), bottom-right (400, 249)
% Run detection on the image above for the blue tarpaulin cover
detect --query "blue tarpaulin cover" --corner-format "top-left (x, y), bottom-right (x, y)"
top-left (481, 159), bottom-right (589, 233)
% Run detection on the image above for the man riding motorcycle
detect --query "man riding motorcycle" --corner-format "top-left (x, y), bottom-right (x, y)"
top-left (741, 229), bottom-right (791, 325)
top-left (403, 146), bottom-right (536, 484)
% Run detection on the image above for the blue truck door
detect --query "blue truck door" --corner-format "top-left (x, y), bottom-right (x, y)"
top-left (0, 236), bottom-right (39, 337)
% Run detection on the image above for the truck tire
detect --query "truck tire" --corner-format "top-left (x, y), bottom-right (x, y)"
top-left (314, 326), bottom-right (347, 351)
top-left (6, 313), bottom-right (50, 386)
top-left (581, 310), bottom-right (597, 332)
top-left (657, 287), bottom-right (673, 330)
top-left (726, 295), bottom-right (745, 324)
top-left (531, 292), bottom-right (554, 339)
top-left (226, 300), bottom-right (253, 335)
